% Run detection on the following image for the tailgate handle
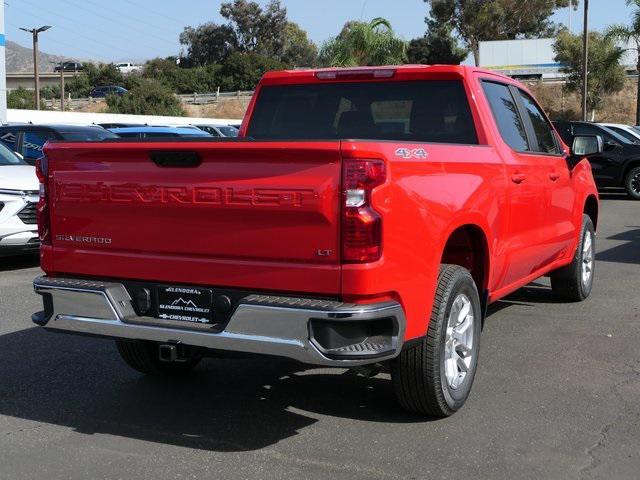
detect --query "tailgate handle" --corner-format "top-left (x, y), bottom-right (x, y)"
top-left (150, 151), bottom-right (201, 168)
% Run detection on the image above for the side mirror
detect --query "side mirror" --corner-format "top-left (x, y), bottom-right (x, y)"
top-left (568, 135), bottom-right (603, 169)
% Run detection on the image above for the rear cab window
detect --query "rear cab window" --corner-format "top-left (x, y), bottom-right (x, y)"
top-left (23, 131), bottom-right (54, 162)
top-left (247, 80), bottom-right (478, 144)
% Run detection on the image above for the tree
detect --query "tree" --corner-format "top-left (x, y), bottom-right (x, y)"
top-left (180, 0), bottom-right (295, 66)
top-left (606, 0), bottom-right (640, 124)
top-left (106, 79), bottom-right (184, 116)
top-left (179, 23), bottom-right (236, 66)
top-left (65, 63), bottom-right (126, 98)
top-left (217, 52), bottom-right (287, 91)
top-left (554, 30), bottom-right (626, 120)
top-left (319, 18), bottom-right (407, 67)
top-left (424, 0), bottom-right (570, 66)
top-left (142, 58), bottom-right (220, 93)
top-left (407, 21), bottom-right (468, 65)
top-left (282, 22), bottom-right (318, 67)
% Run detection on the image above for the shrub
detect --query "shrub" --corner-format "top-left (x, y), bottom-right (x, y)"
top-left (106, 79), bottom-right (185, 116)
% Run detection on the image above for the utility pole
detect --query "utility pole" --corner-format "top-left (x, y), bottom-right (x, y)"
top-left (581, 0), bottom-right (589, 121)
top-left (569, 0), bottom-right (572, 34)
top-left (59, 63), bottom-right (65, 112)
top-left (19, 26), bottom-right (52, 110)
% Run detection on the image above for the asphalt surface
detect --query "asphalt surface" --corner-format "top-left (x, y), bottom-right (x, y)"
top-left (0, 192), bottom-right (639, 480)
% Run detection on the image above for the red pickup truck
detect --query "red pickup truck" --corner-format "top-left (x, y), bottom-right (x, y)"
top-left (32, 65), bottom-right (601, 417)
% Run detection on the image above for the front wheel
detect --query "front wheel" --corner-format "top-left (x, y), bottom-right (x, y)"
top-left (625, 166), bottom-right (640, 200)
top-left (391, 264), bottom-right (482, 417)
top-left (550, 214), bottom-right (595, 301)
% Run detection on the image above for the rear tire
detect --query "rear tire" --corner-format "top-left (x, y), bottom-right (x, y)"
top-left (391, 264), bottom-right (482, 417)
top-left (550, 214), bottom-right (595, 302)
top-left (116, 340), bottom-right (201, 375)
top-left (625, 166), bottom-right (640, 200)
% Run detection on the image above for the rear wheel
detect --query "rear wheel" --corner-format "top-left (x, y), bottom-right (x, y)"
top-left (116, 340), bottom-right (202, 375)
top-left (551, 214), bottom-right (595, 301)
top-left (625, 166), bottom-right (640, 200)
top-left (391, 265), bottom-right (482, 417)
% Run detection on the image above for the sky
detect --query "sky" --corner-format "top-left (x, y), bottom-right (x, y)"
top-left (3, 0), bottom-right (634, 63)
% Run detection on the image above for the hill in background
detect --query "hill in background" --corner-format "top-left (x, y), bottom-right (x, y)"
top-left (5, 40), bottom-right (87, 73)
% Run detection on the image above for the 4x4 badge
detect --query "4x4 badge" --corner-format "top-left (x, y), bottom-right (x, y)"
top-left (395, 148), bottom-right (428, 159)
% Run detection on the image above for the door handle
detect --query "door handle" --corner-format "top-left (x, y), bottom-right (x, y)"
top-left (549, 172), bottom-right (561, 181)
top-left (511, 173), bottom-right (526, 184)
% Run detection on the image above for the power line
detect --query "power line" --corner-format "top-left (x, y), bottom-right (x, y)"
top-left (13, 0), bottom-right (171, 57)
top-left (57, 0), bottom-right (180, 49)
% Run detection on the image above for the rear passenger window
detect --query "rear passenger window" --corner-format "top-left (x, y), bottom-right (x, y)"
top-left (482, 81), bottom-right (529, 152)
top-left (23, 132), bottom-right (52, 161)
top-left (518, 90), bottom-right (561, 154)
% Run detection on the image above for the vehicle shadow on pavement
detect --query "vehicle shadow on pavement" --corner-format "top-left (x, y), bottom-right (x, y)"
top-left (598, 191), bottom-right (633, 201)
top-left (0, 328), bottom-right (427, 452)
top-left (0, 255), bottom-right (40, 272)
top-left (596, 227), bottom-right (640, 265)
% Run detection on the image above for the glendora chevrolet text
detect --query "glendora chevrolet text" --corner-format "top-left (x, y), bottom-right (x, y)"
top-left (32, 65), bottom-right (601, 417)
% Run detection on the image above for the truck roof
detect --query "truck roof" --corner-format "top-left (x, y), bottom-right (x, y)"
top-left (260, 65), bottom-right (512, 85)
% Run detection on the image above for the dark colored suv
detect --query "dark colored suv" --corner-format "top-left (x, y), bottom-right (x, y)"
top-left (54, 62), bottom-right (83, 72)
top-left (554, 121), bottom-right (640, 199)
top-left (89, 86), bottom-right (128, 98)
top-left (0, 125), bottom-right (118, 165)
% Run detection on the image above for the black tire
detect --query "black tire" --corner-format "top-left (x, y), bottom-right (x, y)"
top-left (116, 340), bottom-right (201, 375)
top-left (550, 214), bottom-right (595, 302)
top-left (625, 166), bottom-right (640, 200)
top-left (391, 264), bottom-right (482, 417)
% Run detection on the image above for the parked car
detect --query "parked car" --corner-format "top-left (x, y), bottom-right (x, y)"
top-left (115, 62), bottom-right (142, 75)
top-left (54, 62), bottom-right (83, 72)
top-left (97, 123), bottom-right (146, 129)
top-left (0, 124), bottom-right (118, 165)
top-left (32, 65), bottom-right (600, 417)
top-left (108, 126), bottom-right (213, 139)
top-left (194, 124), bottom-right (239, 137)
top-left (0, 142), bottom-right (39, 256)
top-left (555, 120), bottom-right (640, 199)
top-left (598, 123), bottom-right (640, 145)
top-left (89, 86), bottom-right (128, 98)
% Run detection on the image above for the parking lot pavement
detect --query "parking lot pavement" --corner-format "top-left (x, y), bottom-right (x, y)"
top-left (0, 194), bottom-right (638, 480)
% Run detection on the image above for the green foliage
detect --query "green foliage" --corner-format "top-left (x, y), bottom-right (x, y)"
top-left (319, 18), bottom-right (407, 67)
top-left (605, 0), bottom-right (640, 123)
top-left (554, 30), bottom-right (626, 117)
top-left (179, 23), bottom-right (237, 66)
top-left (106, 80), bottom-right (185, 116)
top-left (408, 21), bottom-right (468, 65)
top-left (7, 87), bottom-right (36, 110)
top-left (424, 0), bottom-right (570, 65)
top-left (281, 22), bottom-right (318, 67)
top-left (142, 58), bottom-right (221, 93)
top-left (180, 0), bottom-right (314, 68)
top-left (65, 62), bottom-right (126, 97)
top-left (217, 52), bottom-right (287, 91)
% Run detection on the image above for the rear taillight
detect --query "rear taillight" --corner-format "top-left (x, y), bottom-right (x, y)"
top-left (35, 156), bottom-right (51, 245)
top-left (342, 159), bottom-right (386, 263)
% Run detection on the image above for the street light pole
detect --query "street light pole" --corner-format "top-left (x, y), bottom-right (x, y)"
top-left (581, 0), bottom-right (589, 121)
top-left (19, 26), bottom-right (52, 110)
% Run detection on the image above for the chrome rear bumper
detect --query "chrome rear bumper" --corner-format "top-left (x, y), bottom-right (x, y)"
top-left (33, 276), bottom-right (406, 367)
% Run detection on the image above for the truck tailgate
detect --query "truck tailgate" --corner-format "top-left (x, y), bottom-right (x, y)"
top-left (44, 141), bottom-right (342, 295)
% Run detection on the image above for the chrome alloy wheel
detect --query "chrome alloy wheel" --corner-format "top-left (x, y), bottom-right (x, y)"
top-left (444, 293), bottom-right (475, 390)
top-left (582, 231), bottom-right (594, 287)
top-left (632, 172), bottom-right (640, 196)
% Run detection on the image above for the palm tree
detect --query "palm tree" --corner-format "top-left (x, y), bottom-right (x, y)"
top-left (606, 0), bottom-right (640, 124)
top-left (319, 18), bottom-right (407, 67)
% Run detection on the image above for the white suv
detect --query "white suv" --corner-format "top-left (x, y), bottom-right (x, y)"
top-left (0, 144), bottom-right (39, 256)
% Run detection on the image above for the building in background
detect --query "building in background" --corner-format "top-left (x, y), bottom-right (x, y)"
top-left (0, 2), bottom-right (6, 123)
top-left (478, 38), bottom-right (637, 81)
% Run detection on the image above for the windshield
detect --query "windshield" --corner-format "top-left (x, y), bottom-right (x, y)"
top-left (247, 80), bottom-right (478, 144)
top-left (219, 126), bottom-right (239, 137)
top-left (61, 129), bottom-right (119, 141)
top-left (607, 126), bottom-right (640, 145)
top-left (0, 141), bottom-right (26, 166)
